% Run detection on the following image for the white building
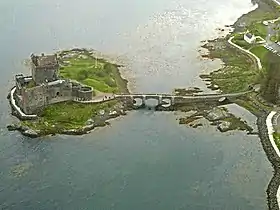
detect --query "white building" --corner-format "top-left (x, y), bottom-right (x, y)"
top-left (244, 33), bottom-right (256, 44)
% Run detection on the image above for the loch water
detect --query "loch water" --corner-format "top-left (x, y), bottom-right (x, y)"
top-left (0, 0), bottom-right (273, 209)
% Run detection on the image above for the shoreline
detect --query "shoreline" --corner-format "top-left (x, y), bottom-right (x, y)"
top-left (7, 48), bottom-right (132, 138)
top-left (199, 0), bottom-right (280, 209)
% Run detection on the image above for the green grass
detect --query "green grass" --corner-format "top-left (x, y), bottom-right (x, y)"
top-left (58, 50), bottom-right (127, 93)
top-left (255, 37), bottom-right (264, 42)
top-left (204, 37), bottom-right (259, 93)
top-left (247, 21), bottom-right (267, 38)
top-left (21, 49), bottom-right (130, 136)
top-left (232, 33), bottom-right (252, 49)
top-left (234, 33), bottom-right (244, 40)
top-left (233, 40), bottom-right (251, 49)
top-left (22, 100), bottom-right (118, 134)
top-left (250, 45), bottom-right (270, 63)
top-left (273, 132), bottom-right (280, 148)
top-left (26, 80), bottom-right (36, 88)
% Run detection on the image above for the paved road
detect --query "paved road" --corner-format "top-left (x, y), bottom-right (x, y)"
top-left (228, 36), bottom-right (262, 69)
top-left (265, 22), bottom-right (280, 53)
top-left (74, 93), bottom-right (115, 104)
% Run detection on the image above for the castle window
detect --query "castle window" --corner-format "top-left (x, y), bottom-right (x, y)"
top-left (56, 92), bottom-right (60, 96)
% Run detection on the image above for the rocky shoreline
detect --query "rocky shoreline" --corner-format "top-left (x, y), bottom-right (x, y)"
top-left (7, 99), bottom-right (131, 138)
top-left (257, 112), bottom-right (280, 210)
top-left (198, 0), bottom-right (280, 208)
top-left (6, 48), bottom-right (133, 138)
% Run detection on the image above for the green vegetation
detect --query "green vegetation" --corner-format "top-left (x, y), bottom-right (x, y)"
top-left (255, 37), bottom-right (264, 42)
top-left (201, 0), bottom-right (280, 95)
top-left (22, 100), bottom-right (118, 134)
top-left (250, 45), bottom-right (270, 64)
top-left (21, 49), bottom-right (130, 136)
top-left (273, 132), bottom-right (280, 148)
top-left (247, 21), bottom-right (267, 38)
top-left (232, 33), bottom-right (251, 50)
top-left (260, 53), bottom-right (280, 103)
top-left (203, 37), bottom-right (259, 93)
top-left (221, 116), bottom-right (253, 133)
top-left (26, 80), bottom-right (36, 89)
top-left (58, 49), bottom-right (128, 94)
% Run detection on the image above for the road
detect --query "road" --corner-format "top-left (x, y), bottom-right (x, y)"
top-left (265, 21), bottom-right (280, 53)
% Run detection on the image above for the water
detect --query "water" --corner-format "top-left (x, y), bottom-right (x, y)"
top-left (0, 0), bottom-right (273, 209)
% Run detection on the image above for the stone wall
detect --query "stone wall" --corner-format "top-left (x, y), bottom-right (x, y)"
top-left (32, 65), bottom-right (58, 84)
top-left (77, 86), bottom-right (93, 101)
top-left (21, 86), bottom-right (47, 114)
top-left (71, 82), bottom-right (82, 98)
top-left (47, 81), bottom-right (73, 104)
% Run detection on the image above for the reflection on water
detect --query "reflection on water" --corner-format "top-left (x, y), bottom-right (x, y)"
top-left (0, 0), bottom-right (273, 209)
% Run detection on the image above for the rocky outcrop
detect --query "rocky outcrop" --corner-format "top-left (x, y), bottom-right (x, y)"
top-left (22, 129), bottom-right (39, 138)
top-left (217, 121), bottom-right (231, 132)
top-left (7, 124), bottom-right (39, 138)
top-left (257, 112), bottom-right (280, 210)
top-left (205, 107), bottom-right (230, 121)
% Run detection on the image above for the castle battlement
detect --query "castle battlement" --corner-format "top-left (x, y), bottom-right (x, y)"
top-left (13, 53), bottom-right (94, 115)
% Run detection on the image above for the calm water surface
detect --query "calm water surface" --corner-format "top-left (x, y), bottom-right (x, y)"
top-left (0, 0), bottom-right (273, 209)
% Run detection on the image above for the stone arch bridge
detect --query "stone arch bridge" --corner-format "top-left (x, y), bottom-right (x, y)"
top-left (114, 91), bottom-right (250, 107)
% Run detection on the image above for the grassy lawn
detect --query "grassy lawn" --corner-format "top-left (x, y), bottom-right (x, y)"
top-left (203, 37), bottom-right (259, 93)
top-left (232, 39), bottom-right (251, 50)
top-left (273, 132), bottom-right (280, 148)
top-left (232, 33), bottom-right (252, 50)
top-left (21, 49), bottom-right (130, 135)
top-left (247, 21), bottom-right (267, 38)
top-left (22, 100), bottom-right (118, 134)
top-left (250, 45), bottom-right (270, 63)
top-left (26, 80), bottom-right (36, 88)
top-left (58, 49), bottom-right (127, 93)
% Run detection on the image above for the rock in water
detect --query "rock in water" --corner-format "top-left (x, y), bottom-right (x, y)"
top-left (217, 121), bottom-right (232, 132)
top-left (22, 129), bottom-right (39, 138)
top-left (7, 124), bottom-right (20, 131)
top-left (205, 107), bottom-right (230, 121)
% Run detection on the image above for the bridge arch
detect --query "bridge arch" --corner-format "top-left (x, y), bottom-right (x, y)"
top-left (145, 98), bottom-right (160, 107)
top-left (132, 97), bottom-right (144, 108)
top-left (161, 98), bottom-right (172, 107)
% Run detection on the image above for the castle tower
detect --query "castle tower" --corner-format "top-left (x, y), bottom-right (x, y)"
top-left (31, 53), bottom-right (59, 85)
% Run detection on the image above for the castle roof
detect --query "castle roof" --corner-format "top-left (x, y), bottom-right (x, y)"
top-left (37, 55), bottom-right (57, 67)
top-left (245, 33), bottom-right (253, 39)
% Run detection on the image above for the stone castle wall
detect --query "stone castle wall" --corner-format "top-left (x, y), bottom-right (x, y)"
top-left (77, 86), bottom-right (93, 101)
top-left (21, 86), bottom-right (47, 114)
top-left (15, 80), bottom-right (94, 114)
top-left (47, 81), bottom-right (73, 104)
top-left (32, 65), bottom-right (58, 85)
top-left (14, 52), bottom-right (94, 115)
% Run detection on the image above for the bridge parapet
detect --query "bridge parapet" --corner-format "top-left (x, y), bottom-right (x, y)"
top-left (114, 90), bottom-right (250, 106)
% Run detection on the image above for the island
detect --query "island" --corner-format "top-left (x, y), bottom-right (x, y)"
top-left (7, 48), bottom-right (131, 137)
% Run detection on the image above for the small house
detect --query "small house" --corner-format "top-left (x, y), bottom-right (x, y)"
top-left (244, 33), bottom-right (256, 44)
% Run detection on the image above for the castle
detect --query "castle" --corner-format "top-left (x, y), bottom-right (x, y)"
top-left (14, 53), bottom-right (94, 115)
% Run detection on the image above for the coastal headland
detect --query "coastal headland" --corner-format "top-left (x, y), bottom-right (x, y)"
top-left (199, 0), bottom-right (280, 209)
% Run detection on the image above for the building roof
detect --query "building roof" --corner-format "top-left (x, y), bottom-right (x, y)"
top-left (245, 33), bottom-right (253, 39)
top-left (37, 54), bottom-right (57, 67)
